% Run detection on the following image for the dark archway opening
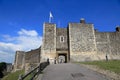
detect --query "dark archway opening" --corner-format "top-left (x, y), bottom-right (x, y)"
top-left (58, 54), bottom-right (67, 63)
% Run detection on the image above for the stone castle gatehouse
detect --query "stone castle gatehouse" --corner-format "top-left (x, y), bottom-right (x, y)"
top-left (14, 19), bottom-right (120, 71)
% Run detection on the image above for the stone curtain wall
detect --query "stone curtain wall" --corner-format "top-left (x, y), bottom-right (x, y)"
top-left (25, 48), bottom-right (40, 73)
top-left (56, 28), bottom-right (68, 51)
top-left (25, 48), bottom-right (40, 63)
top-left (14, 20), bottom-right (120, 70)
top-left (95, 32), bottom-right (110, 55)
top-left (109, 32), bottom-right (120, 56)
top-left (95, 31), bottom-right (120, 60)
top-left (14, 51), bottom-right (25, 71)
top-left (14, 48), bottom-right (40, 71)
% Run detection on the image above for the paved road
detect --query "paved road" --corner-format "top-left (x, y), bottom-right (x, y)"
top-left (38, 63), bottom-right (112, 80)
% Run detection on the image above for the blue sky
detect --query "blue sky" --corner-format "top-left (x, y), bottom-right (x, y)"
top-left (0, 0), bottom-right (120, 63)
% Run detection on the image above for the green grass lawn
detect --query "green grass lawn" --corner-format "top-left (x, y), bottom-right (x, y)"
top-left (2, 70), bottom-right (33, 80)
top-left (79, 60), bottom-right (120, 74)
top-left (2, 70), bottom-right (24, 80)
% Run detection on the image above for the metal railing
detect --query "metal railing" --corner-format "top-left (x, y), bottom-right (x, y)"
top-left (18, 61), bottom-right (50, 80)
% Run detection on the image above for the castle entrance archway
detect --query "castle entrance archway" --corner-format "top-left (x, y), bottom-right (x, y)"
top-left (58, 53), bottom-right (67, 63)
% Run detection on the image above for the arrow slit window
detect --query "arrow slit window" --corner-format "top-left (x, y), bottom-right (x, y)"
top-left (60, 36), bottom-right (64, 43)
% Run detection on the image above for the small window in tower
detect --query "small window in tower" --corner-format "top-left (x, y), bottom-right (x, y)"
top-left (60, 36), bottom-right (64, 43)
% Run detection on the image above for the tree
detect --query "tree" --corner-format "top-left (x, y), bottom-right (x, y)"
top-left (0, 62), bottom-right (6, 78)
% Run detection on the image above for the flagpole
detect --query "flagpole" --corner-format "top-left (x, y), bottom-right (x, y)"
top-left (49, 16), bottom-right (51, 23)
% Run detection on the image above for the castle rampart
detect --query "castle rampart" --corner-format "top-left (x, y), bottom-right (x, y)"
top-left (14, 19), bottom-right (120, 71)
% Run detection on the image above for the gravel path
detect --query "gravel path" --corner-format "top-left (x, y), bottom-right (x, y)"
top-left (37, 63), bottom-right (112, 80)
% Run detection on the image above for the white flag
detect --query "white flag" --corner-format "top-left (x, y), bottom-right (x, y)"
top-left (50, 12), bottom-right (53, 18)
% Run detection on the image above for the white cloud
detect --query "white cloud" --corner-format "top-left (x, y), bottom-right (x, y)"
top-left (0, 29), bottom-right (42, 63)
top-left (18, 29), bottom-right (38, 36)
top-left (0, 51), bottom-right (14, 63)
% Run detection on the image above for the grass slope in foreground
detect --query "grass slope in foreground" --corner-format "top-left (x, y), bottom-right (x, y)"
top-left (80, 60), bottom-right (120, 74)
top-left (2, 70), bottom-right (24, 80)
top-left (2, 70), bottom-right (33, 80)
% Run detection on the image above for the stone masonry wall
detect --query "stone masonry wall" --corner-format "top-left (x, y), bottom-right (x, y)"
top-left (14, 20), bottom-right (120, 69)
top-left (20, 48), bottom-right (40, 73)
top-left (69, 23), bottom-right (97, 61)
top-left (14, 51), bottom-right (25, 71)
top-left (43, 23), bottom-right (56, 52)
top-left (25, 48), bottom-right (40, 63)
top-left (56, 28), bottom-right (68, 51)
top-left (109, 32), bottom-right (120, 56)
top-left (95, 31), bottom-right (120, 60)
top-left (95, 32), bottom-right (110, 55)
top-left (41, 23), bottom-right (56, 62)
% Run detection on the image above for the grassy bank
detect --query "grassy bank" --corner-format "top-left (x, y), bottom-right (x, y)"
top-left (2, 70), bottom-right (24, 80)
top-left (2, 70), bottom-right (33, 80)
top-left (79, 60), bottom-right (120, 74)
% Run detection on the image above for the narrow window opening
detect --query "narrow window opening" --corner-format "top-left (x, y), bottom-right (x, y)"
top-left (60, 36), bottom-right (64, 43)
